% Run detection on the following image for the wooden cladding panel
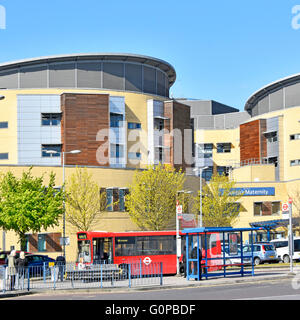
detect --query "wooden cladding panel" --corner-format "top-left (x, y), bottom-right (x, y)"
top-left (240, 119), bottom-right (263, 163)
top-left (61, 93), bottom-right (110, 166)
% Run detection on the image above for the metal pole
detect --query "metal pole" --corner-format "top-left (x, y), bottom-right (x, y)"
top-left (289, 201), bottom-right (294, 273)
top-left (63, 152), bottom-right (66, 260)
top-left (176, 199), bottom-right (180, 275)
top-left (199, 168), bottom-right (202, 228)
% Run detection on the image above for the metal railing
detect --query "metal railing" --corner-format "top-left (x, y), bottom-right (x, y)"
top-left (0, 261), bottom-right (164, 293)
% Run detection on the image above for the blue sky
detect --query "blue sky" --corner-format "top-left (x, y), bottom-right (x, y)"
top-left (0, 0), bottom-right (300, 110)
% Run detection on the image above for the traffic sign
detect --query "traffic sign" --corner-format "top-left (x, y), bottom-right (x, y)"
top-left (282, 202), bottom-right (289, 212)
top-left (176, 205), bottom-right (183, 214)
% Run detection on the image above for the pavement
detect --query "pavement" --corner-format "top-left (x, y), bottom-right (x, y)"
top-left (1, 266), bottom-right (298, 299)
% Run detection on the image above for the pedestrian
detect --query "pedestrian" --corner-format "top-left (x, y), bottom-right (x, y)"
top-left (15, 251), bottom-right (27, 290)
top-left (7, 250), bottom-right (17, 290)
top-left (182, 245), bottom-right (187, 278)
top-left (55, 255), bottom-right (66, 282)
top-left (191, 242), bottom-right (202, 281)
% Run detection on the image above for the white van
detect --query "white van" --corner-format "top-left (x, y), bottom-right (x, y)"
top-left (270, 237), bottom-right (300, 263)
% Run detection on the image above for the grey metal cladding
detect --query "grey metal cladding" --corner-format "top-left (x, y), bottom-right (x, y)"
top-left (157, 70), bottom-right (166, 97)
top-left (266, 116), bottom-right (279, 132)
top-left (195, 115), bottom-right (214, 129)
top-left (269, 89), bottom-right (284, 112)
top-left (0, 69), bottom-right (18, 89)
top-left (143, 66), bottom-right (156, 94)
top-left (285, 82), bottom-right (300, 108)
top-left (103, 62), bottom-right (124, 91)
top-left (20, 65), bottom-right (47, 88)
top-left (224, 112), bottom-right (251, 129)
top-left (77, 62), bottom-right (101, 88)
top-left (49, 63), bottom-right (76, 88)
top-left (189, 101), bottom-right (212, 116)
top-left (125, 63), bottom-right (142, 92)
top-left (214, 115), bottom-right (225, 129)
top-left (258, 95), bottom-right (269, 115)
top-left (252, 103), bottom-right (259, 117)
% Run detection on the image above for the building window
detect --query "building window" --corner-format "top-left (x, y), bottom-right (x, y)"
top-left (217, 143), bottom-right (231, 153)
top-left (154, 119), bottom-right (164, 131)
top-left (290, 159), bottom-right (300, 166)
top-left (102, 188), bottom-right (129, 212)
top-left (254, 201), bottom-right (281, 216)
top-left (110, 113), bottom-right (123, 128)
top-left (37, 234), bottom-right (46, 252)
top-left (0, 153), bottom-right (8, 160)
top-left (0, 122), bottom-right (8, 129)
top-left (41, 113), bottom-right (61, 126)
top-left (202, 167), bottom-right (213, 181)
top-left (290, 134), bottom-right (300, 140)
top-left (110, 144), bottom-right (124, 159)
top-left (272, 202), bottom-right (281, 216)
top-left (217, 166), bottom-right (231, 176)
top-left (128, 122), bottom-right (141, 130)
top-left (128, 152), bottom-right (142, 160)
top-left (265, 132), bottom-right (278, 143)
top-left (254, 202), bottom-right (263, 216)
top-left (198, 144), bottom-right (213, 158)
top-left (42, 145), bottom-right (62, 158)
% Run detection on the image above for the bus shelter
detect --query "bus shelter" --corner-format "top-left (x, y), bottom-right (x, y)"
top-left (182, 227), bottom-right (263, 281)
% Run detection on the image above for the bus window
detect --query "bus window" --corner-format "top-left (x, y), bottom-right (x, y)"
top-left (93, 238), bottom-right (113, 264)
top-left (294, 240), bottom-right (300, 252)
top-left (77, 240), bottom-right (91, 263)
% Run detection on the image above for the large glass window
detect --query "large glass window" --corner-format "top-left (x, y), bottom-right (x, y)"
top-left (254, 202), bottom-right (263, 216)
top-left (37, 234), bottom-right (46, 252)
top-left (202, 167), bottom-right (213, 181)
top-left (110, 113), bottom-right (123, 128)
top-left (0, 122), bottom-right (8, 129)
top-left (217, 143), bottom-right (231, 153)
top-left (41, 113), bottom-right (61, 126)
top-left (42, 145), bottom-right (61, 158)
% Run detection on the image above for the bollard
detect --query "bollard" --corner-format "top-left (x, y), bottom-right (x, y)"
top-left (43, 263), bottom-right (46, 283)
top-left (27, 268), bottom-right (30, 292)
top-left (100, 264), bottom-right (103, 289)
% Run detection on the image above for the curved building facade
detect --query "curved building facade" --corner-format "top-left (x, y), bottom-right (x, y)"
top-left (245, 73), bottom-right (300, 117)
top-left (0, 53), bottom-right (176, 97)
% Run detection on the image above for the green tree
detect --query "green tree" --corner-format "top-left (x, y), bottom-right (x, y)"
top-left (65, 167), bottom-right (106, 232)
top-left (194, 174), bottom-right (243, 227)
top-left (0, 168), bottom-right (64, 247)
top-left (125, 163), bottom-right (186, 231)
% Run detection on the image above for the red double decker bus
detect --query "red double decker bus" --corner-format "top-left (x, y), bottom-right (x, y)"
top-left (76, 230), bottom-right (222, 275)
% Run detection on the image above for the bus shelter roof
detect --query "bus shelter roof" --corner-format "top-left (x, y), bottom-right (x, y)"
top-left (181, 227), bottom-right (264, 234)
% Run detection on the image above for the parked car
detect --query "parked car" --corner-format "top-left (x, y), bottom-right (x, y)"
top-left (243, 243), bottom-right (279, 265)
top-left (221, 247), bottom-right (251, 265)
top-left (271, 237), bottom-right (300, 263)
top-left (24, 254), bottom-right (56, 277)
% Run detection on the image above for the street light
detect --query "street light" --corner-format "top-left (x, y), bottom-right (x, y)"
top-left (193, 166), bottom-right (208, 228)
top-left (176, 190), bottom-right (193, 275)
top-left (46, 149), bottom-right (81, 260)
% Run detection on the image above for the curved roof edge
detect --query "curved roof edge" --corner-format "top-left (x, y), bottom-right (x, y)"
top-left (0, 53), bottom-right (177, 86)
top-left (245, 72), bottom-right (300, 111)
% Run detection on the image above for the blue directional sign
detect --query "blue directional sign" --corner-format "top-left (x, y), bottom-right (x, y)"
top-left (220, 187), bottom-right (275, 197)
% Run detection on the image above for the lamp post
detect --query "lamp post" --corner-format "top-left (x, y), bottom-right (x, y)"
top-left (193, 166), bottom-right (208, 228)
top-left (176, 190), bottom-right (193, 275)
top-left (46, 149), bottom-right (81, 260)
